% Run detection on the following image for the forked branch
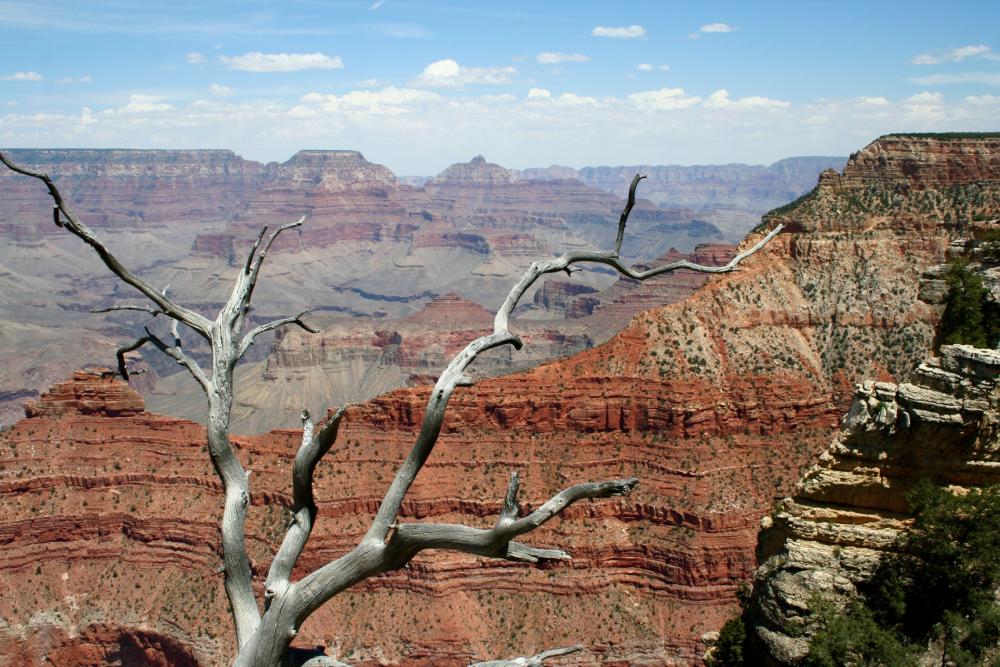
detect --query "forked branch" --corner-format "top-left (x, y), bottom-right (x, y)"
top-left (260, 177), bottom-right (782, 662)
top-left (387, 473), bottom-right (639, 564)
top-left (265, 406), bottom-right (346, 602)
top-left (363, 175), bottom-right (783, 546)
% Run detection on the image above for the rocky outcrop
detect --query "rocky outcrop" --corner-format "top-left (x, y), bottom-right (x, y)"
top-left (429, 155), bottom-right (516, 186)
top-left (2, 134), bottom-right (998, 666)
top-left (748, 344), bottom-right (1000, 664)
top-left (24, 370), bottom-right (145, 418)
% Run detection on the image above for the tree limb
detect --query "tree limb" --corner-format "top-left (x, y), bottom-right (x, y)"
top-left (241, 218), bottom-right (305, 318)
top-left (114, 336), bottom-right (151, 382)
top-left (364, 185), bottom-right (783, 545)
top-left (143, 324), bottom-right (210, 393)
top-left (265, 406), bottom-right (346, 603)
top-left (615, 173), bottom-right (646, 256)
top-left (387, 474), bottom-right (638, 564)
top-left (91, 304), bottom-right (164, 317)
top-left (0, 150), bottom-right (212, 338)
top-left (240, 311), bottom-right (317, 359)
top-left (469, 645), bottom-right (584, 667)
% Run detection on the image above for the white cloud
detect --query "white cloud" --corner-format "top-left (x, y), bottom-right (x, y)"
top-left (209, 84), bottom-right (233, 96)
top-left (857, 96), bottom-right (890, 106)
top-left (120, 94), bottom-right (173, 113)
top-left (700, 22), bottom-right (736, 33)
top-left (637, 63), bottom-right (653, 71)
top-left (903, 91), bottom-right (943, 105)
top-left (411, 59), bottom-right (515, 88)
top-left (340, 87), bottom-right (438, 113)
top-left (370, 0), bottom-right (386, 8)
top-left (628, 87), bottom-right (701, 110)
top-left (592, 25), bottom-right (646, 39)
top-left (554, 92), bottom-right (598, 106)
top-left (909, 72), bottom-right (1000, 86)
top-left (911, 44), bottom-right (995, 65)
top-left (964, 94), bottom-right (999, 105)
top-left (293, 86), bottom-right (440, 118)
top-left (358, 78), bottom-right (382, 88)
top-left (536, 52), bottom-right (589, 65)
top-left (57, 75), bottom-right (92, 84)
top-left (6, 86), bottom-right (999, 177)
top-left (1, 71), bottom-right (42, 81)
top-left (528, 87), bottom-right (551, 98)
top-left (704, 89), bottom-right (790, 109)
top-left (186, 52), bottom-right (207, 65)
top-left (220, 52), bottom-right (343, 72)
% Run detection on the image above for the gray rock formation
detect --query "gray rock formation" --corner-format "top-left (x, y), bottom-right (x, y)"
top-left (749, 343), bottom-right (1000, 663)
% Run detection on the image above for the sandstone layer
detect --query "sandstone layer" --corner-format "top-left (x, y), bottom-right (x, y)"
top-left (1, 134), bottom-right (997, 666)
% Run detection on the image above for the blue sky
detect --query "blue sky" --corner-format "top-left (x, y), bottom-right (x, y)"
top-left (1, 0), bottom-right (998, 174)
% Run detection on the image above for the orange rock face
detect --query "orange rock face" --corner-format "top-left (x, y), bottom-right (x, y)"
top-left (1, 134), bottom-right (997, 666)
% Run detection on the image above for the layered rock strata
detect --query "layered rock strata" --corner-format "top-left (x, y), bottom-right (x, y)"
top-left (0, 149), bottom-right (724, 426)
top-left (1, 134), bottom-right (997, 666)
top-left (749, 344), bottom-right (1000, 664)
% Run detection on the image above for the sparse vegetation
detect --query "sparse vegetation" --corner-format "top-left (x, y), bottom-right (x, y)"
top-left (717, 482), bottom-right (1000, 666)
top-left (937, 260), bottom-right (1000, 348)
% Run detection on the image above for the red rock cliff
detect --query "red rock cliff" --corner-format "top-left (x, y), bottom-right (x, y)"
top-left (1, 134), bottom-right (998, 666)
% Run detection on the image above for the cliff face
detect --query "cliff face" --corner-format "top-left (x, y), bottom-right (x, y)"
top-left (2, 135), bottom-right (995, 666)
top-left (0, 149), bottom-right (723, 427)
top-left (748, 344), bottom-right (1000, 664)
top-left (513, 156), bottom-right (847, 218)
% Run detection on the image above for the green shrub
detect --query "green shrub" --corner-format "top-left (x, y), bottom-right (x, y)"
top-left (938, 261), bottom-right (1000, 348)
top-left (707, 616), bottom-right (748, 666)
top-left (803, 599), bottom-right (914, 667)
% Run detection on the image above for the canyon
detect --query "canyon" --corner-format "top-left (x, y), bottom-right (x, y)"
top-left (0, 148), bottom-right (833, 430)
top-left (0, 134), bottom-right (996, 666)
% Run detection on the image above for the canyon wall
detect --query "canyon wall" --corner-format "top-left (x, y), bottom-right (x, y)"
top-left (0, 150), bottom-right (723, 428)
top-left (0, 134), bottom-right (996, 665)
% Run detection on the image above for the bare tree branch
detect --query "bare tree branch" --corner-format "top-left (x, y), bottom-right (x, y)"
top-left (469, 645), bottom-right (584, 667)
top-left (265, 406), bottom-right (346, 604)
top-left (364, 193), bottom-right (782, 546)
top-left (0, 151), bottom-right (212, 338)
top-left (114, 336), bottom-right (150, 382)
top-left (240, 311), bottom-right (317, 359)
top-left (241, 218), bottom-right (305, 317)
top-left (615, 173), bottom-right (646, 256)
top-left (143, 325), bottom-right (210, 393)
top-left (386, 474), bottom-right (639, 564)
top-left (91, 304), bottom-right (164, 317)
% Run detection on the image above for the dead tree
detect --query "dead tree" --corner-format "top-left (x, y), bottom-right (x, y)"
top-left (0, 152), bottom-right (782, 667)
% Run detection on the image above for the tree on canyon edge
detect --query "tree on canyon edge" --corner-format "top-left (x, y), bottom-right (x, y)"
top-left (0, 151), bottom-right (782, 667)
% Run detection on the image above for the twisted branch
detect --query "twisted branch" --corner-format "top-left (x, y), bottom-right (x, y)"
top-left (114, 336), bottom-right (151, 381)
top-left (143, 324), bottom-right (210, 393)
top-left (388, 474), bottom-right (639, 564)
top-left (0, 151), bottom-right (212, 337)
top-left (469, 645), bottom-right (584, 667)
top-left (265, 407), bottom-right (346, 603)
top-left (240, 311), bottom-right (317, 359)
top-left (615, 173), bottom-right (646, 256)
